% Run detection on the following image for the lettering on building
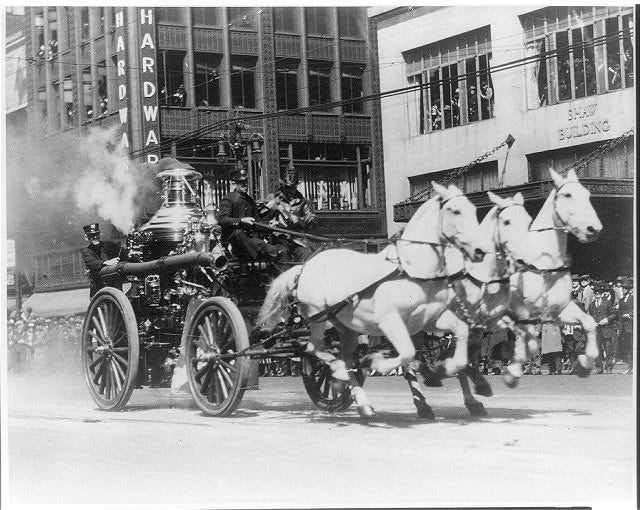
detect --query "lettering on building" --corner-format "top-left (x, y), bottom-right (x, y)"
top-left (559, 101), bottom-right (610, 141)
top-left (115, 9), bottom-right (130, 149)
top-left (139, 8), bottom-right (160, 164)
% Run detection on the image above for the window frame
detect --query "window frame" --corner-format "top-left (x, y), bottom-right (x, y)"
top-left (276, 65), bottom-right (299, 110)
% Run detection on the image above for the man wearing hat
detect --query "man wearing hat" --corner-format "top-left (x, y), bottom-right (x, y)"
top-left (617, 276), bottom-right (634, 374)
top-left (588, 280), bottom-right (618, 374)
top-left (264, 166), bottom-right (317, 262)
top-left (218, 166), bottom-right (282, 261)
top-left (81, 223), bottom-right (122, 297)
top-left (576, 274), bottom-right (594, 312)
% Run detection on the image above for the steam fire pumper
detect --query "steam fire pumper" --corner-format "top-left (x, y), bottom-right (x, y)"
top-left (81, 166), bottom-right (364, 416)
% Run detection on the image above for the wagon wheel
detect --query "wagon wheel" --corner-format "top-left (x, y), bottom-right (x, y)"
top-left (184, 297), bottom-right (250, 416)
top-left (301, 328), bottom-right (366, 412)
top-left (81, 287), bottom-right (139, 411)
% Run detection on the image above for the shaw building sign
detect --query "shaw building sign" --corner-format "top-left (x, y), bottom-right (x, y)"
top-left (559, 101), bottom-right (610, 141)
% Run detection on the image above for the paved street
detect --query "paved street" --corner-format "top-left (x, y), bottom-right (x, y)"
top-left (6, 353), bottom-right (636, 509)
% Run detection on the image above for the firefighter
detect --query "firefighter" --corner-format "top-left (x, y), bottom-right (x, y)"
top-left (264, 166), bottom-right (317, 263)
top-left (80, 223), bottom-right (122, 297)
top-left (218, 167), bottom-right (282, 261)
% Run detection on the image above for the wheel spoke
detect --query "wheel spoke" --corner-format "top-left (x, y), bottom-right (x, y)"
top-left (216, 370), bottom-right (229, 400)
top-left (111, 350), bottom-right (128, 368)
top-left (200, 366), bottom-right (213, 396)
top-left (89, 355), bottom-right (103, 371)
top-left (97, 307), bottom-right (109, 341)
top-left (322, 375), bottom-right (331, 399)
top-left (112, 356), bottom-right (126, 386)
top-left (205, 314), bottom-right (217, 346)
top-left (198, 325), bottom-right (210, 348)
top-left (111, 333), bottom-right (127, 347)
top-left (90, 328), bottom-right (106, 346)
top-left (111, 346), bottom-right (129, 353)
top-left (98, 360), bottom-right (107, 395)
top-left (207, 367), bottom-right (217, 403)
top-left (219, 359), bottom-right (237, 377)
top-left (111, 360), bottom-right (122, 395)
top-left (315, 368), bottom-right (326, 393)
top-left (91, 316), bottom-right (107, 343)
top-left (194, 361), bottom-right (210, 383)
top-left (93, 359), bottom-right (106, 385)
top-left (218, 362), bottom-right (234, 388)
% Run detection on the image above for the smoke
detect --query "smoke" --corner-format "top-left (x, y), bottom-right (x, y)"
top-left (6, 124), bottom-right (162, 257)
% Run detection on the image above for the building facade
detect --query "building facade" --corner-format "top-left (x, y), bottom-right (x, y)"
top-left (23, 6), bottom-right (387, 240)
top-left (371, 5), bottom-right (634, 278)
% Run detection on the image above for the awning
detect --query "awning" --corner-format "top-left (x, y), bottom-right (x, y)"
top-left (22, 288), bottom-right (90, 318)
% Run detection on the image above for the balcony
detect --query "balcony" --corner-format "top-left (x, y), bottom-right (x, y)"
top-left (307, 36), bottom-right (334, 60)
top-left (274, 34), bottom-right (301, 58)
top-left (230, 30), bottom-right (258, 55)
top-left (340, 39), bottom-right (367, 63)
top-left (193, 27), bottom-right (224, 52)
top-left (157, 24), bottom-right (187, 50)
top-left (162, 107), bottom-right (264, 139)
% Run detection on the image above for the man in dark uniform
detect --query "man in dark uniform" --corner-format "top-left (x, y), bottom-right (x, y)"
top-left (617, 276), bottom-right (634, 374)
top-left (265, 166), bottom-right (317, 263)
top-left (218, 167), bottom-right (282, 261)
top-left (81, 223), bottom-right (122, 297)
top-left (589, 280), bottom-right (618, 374)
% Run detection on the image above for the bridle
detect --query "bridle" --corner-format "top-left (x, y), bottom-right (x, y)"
top-left (529, 182), bottom-right (572, 233)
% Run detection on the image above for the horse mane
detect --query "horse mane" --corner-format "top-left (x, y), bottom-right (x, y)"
top-left (401, 195), bottom-right (441, 244)
top-left (479, 206), bottom-right (499, 240)
top-left (529, 188), bottom-right (557, 231)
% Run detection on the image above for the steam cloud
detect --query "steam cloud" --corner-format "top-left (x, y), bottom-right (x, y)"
top-left (6, 124), bottom-right (162, 254)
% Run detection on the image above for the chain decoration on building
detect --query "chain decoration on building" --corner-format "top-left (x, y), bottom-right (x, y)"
top-left (399, 133), bottom-right (516, 204)
top-left (560, 128), bottom-right (634, 177)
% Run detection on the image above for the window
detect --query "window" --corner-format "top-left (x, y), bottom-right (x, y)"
top-left (409, 161), bottom-right (498, 197)
top-left (231, 57), bottom-right (256, 108)
top-left (158, 51), bottom-right (186, 106)
top-left (405, 26), bottom-right (493, 135)
top-left (82, 68), bottom-right (92, 120)
top-left (97, 61), bottom-right (108, 114)
top-left (273, 7), bottom-right (296, 33)
top-left (281, 143), bottom-right (371, 210)
top-left (156, 7), bottom-right (183, 24)
top-left (192, 7), bottom-right (220, 26)
top-left (194, 53), bottom-right (221, 107)
top-left (528, 138), bottom-right (635, 181)
top-left (341, 66), bottom-right (364, 113)
top-left (276, 64), bottom-right (298, 110)
top-left (80, 7), bottom-right (89, 39)
top-left (521, 6), bottom-right (633, 108)
top-left (63, 77), bottom-right (73, 126)
top-left (228, 7), bottom-right (256, 30)
top-left (309, 62), bottom-right (332, 108)
top-left (306, 7), bottom-right (331, 36)
top-left (338, 7), bottom-right (364, 39)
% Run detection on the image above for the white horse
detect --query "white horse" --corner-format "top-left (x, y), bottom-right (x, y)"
top-left (505, 168), bottom-right (603, 381)
top-left (404, 191), bottom-right (541, 418)
top-left (259, 182), bottom-right (490, 415)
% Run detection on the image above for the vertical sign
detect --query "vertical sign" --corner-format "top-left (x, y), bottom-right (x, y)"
top-left (7, 239), bottom-right (16, 269)
top-left (114, 8), bottom-right (131, 149)
top-left (139, 8), bottom-right (160, 163)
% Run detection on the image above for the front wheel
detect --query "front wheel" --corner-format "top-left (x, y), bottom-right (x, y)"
top-left (81, 287), bottom-right (139, 410)
top-left (184, 297), bottom-right (250, 416)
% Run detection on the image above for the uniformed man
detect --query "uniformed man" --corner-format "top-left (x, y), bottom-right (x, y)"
top-left (589, 281), bottom-right (618, 374)
top-left (617, 276), bottom-right (634, 375)
top-left (80, 223), bottom-right (122, 297)
top-left (218, 167), bottom-right (282, 261)
top-left (576, 274), bottom-right (595, 312)
top-left (265, 166), bottom-right (317, 263)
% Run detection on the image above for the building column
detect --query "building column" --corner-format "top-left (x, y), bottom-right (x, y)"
top-left (28, 7), bottom-right (42, 131)
top-left (258, 7), bottom-right (279, 193)
top-left (57, 7), bottom-right (67, 130)
top-left (74, 7), bottom-right (85, 129)
top-left (221, 8), bottom-right (232, 107)
top-left (127, 6), bottom-right (143, 153)
top-left (89, 7), bottom-right (100, 119)
top-left (298, 7), bottom-right (309, 108)
top-left (330, 7), bottom-right (341, 115)
top-left (104, 7), bottom-right (116, 114)
top-left (43, 8), bottom-right (56, 133)
top-left (184, 7), bottom-right (195, 110)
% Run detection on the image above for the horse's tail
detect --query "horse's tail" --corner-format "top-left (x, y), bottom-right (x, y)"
top-left (258, 265), bottom-right (303, 329)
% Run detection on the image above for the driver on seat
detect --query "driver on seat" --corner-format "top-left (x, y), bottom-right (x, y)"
top-left (218, 167), bottom-right (282, 261)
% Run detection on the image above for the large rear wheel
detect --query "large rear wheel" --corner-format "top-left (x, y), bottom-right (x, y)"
top-left (184, 297), bottom-right (250, 416)
top-left (81, 287), bottom-right (139, 410)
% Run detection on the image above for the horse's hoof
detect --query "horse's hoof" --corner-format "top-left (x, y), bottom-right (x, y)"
top-left (474, 380), bottom-right (493, 397)
top-left (357, 404), bottom-right (376, 419)
top-left (330, 360), bottom-right (350, 382)
top-left (467, 402), bottom-right (488, 418)
top-left (574, 356), bottom-right (593, 378)
top-left (420, 365), bottom-right (443, 387)
top-left (416, 404), bottom-right (435, 420)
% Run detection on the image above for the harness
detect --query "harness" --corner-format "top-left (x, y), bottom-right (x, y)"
top-left (303, 194), bottom-right (470, 323)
